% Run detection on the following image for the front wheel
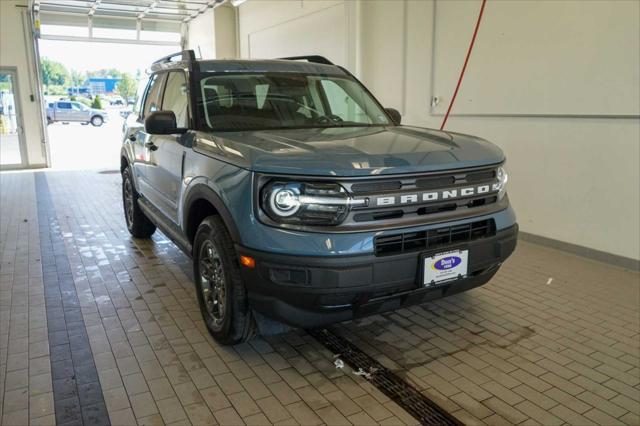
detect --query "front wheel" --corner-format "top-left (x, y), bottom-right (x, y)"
top-left (193, 216), bottom-right (256, 344)
top-left (122, 166), bottom-right (156, 238)
top-left (91, 115), bottom-right (104, 127)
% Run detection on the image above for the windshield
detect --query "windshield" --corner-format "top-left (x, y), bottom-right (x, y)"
top-left (198, 73), bottom-right (391, 131)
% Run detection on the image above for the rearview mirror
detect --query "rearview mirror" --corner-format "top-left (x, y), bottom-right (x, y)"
top-left (145, 111), bottom-right (186, 135)
top-left (385, 108), bottom-right (401, 125)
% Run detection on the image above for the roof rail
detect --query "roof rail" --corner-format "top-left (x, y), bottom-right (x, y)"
top-left (153, 50), bottom-right (196, 65)
top-left (278, 55), bottom-right (334, 65)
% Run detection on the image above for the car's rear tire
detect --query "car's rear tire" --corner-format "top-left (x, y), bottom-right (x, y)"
top-left (122, 166), bottom-right (156, 238)
top-left (193, 216), bottom-right (256, 344)
top-left (91, 115), bottom-right (103, 127)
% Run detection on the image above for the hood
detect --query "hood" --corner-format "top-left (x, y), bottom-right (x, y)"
top-left (197, 126), bottom-right (504, 177)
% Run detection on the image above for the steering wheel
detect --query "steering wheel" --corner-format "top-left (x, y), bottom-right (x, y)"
top-left (315, 114), bottom-right (344, 124)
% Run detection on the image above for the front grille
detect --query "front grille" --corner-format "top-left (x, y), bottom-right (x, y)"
top-left (374, 219), bottom-right (495, 256)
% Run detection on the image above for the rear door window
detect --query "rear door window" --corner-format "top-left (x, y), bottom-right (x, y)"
top-left (57, 102), bottom-right (72, 109)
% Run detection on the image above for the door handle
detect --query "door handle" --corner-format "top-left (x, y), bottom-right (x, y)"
top-left (145, 141), bottom-right (158, 151)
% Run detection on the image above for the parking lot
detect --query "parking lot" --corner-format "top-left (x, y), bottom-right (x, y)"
top-left (1, 170), bottom-right (638, 425)
top-left (47, 106), bottom-right (125, 171)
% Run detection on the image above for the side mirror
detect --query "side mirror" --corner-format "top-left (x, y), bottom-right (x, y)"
top-left (145, 111), bottom-right (186, 134)
top-left (385, 108), bottom-right (401, 125)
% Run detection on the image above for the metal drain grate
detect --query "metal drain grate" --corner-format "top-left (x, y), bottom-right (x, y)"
top-left (309, 328), bottom-right (463, 426)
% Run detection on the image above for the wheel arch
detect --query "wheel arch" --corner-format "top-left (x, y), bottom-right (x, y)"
top-left (183, 184), bottom-right (241, 246)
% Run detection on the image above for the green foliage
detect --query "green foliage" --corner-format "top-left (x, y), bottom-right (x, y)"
top-left (70, 95), bottom-right (77, 101)
top-left (116, 73), bottom-right (137, 102)
top-left (91, 95), bottom-right (103, 109)
top-left (40, 58), bottom-right (70, 87)
top-left (77, 98), bottom-right (92, 107)
top-left (44, 85), bottom-right (68, 96)
top-left (70, 70), bottom-right (86, 88)
top-left (87, 69), bottom-right (123, 79)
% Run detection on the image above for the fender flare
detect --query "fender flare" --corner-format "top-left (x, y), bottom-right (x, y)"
top-left (183, 184), bottom-right (241, 243)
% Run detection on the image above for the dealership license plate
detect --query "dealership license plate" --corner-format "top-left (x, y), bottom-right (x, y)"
top-left (423, 250), bottom-right (468, 286)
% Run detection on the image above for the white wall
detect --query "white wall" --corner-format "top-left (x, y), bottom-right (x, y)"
top-left (230, 0), bottom-right (640, 262)
top-left (189, 8), bottom-right (216, 59)
top-left (0, 0), bottom-right (47, 167)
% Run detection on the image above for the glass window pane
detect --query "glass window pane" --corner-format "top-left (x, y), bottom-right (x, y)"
top-left (40, 24), bottom-right (88, 37)
top-left (0, 72), bottom-right (22, 165)
top-left (161, 72), bottom-right (189, 128)
top-left (143, 74), bottom-right (164, 118)
top-left (140, 31), bottom-right (181, 43)
top-left (198, 73), bottom-right (389, 131)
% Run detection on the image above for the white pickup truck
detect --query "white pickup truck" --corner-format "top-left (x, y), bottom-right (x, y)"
top-left (46, 101), bottom-right (108, 127)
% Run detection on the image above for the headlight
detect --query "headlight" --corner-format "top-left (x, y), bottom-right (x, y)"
top-left (261, 181), bottom-right (364, 226)
top-left (492, 166), bottom-right (509, 200)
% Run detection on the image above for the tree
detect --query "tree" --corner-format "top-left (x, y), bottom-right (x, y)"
top-left (70, 69), bottom-right (86, 87)
top-left (116, 73), bottom-right (137, 102)
top-left (87, 69), bottom-right (123, 79)
top-left (91, 95), bottom-right (103, 109)
top-left (40, 58), bottom-right (70, 87)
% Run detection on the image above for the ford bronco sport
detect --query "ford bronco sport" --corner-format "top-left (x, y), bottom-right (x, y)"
top-left (120, 51), bottom-right (518, 344)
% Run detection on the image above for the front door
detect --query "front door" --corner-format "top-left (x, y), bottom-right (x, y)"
top-left (55, 102), bottom-right (74, 122)
top-left (135, 73), bottom-right (166, 198)
top-left (0, 69), bottom-right (27, 169)
top-left (144, 71), bottom-right (191, 224)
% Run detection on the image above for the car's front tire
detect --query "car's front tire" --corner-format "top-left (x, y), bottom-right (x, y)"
top-left (122, 166), bottom-right (156, 238)
top-left (91, 115), bottom-right (104, 127)
top-left (193, 216), bottom-right (256, 344)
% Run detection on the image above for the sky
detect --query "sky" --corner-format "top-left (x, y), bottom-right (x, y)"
top-left (39, 39), bottom-right (178, 76)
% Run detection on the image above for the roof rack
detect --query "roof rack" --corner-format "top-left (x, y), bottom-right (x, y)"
top-left (153, 50), bottom-right (196, 65)
top-left (278, 55), bottom-right (334, 65)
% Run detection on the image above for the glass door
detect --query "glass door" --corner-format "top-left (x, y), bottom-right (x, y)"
top-left (0, 69), bottom-right (26, 168)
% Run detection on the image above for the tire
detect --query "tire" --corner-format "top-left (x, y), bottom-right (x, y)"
top-left (193, 216), bottom-right (256, 344)
top-left (122, 166), bottom-right (156, 238)
top-left (91, 115), bottom-right (104, 127)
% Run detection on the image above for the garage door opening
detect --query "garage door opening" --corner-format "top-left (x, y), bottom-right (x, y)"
top-left (33, 0), bottom-right (204, 170)
top-left (39, 38), bottom-right (177, 170)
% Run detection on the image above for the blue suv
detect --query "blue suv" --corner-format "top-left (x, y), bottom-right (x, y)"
top-left (120, 51), bottom-right (518, 344)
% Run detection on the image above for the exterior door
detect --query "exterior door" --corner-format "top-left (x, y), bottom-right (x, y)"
top-left (55, 102), bottom-right (74, 121)
top-left (0, 69), bottom-right (27, 169)
top-left (144, 71), bottom-right (190, 224)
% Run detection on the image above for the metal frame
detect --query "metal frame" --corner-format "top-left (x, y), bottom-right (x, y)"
top-left (0, 67), bottom-right (30, 170)
top-left (31, 0), bottom-right (230, 46)
top-left (33, 0), bottom-right (226, 24)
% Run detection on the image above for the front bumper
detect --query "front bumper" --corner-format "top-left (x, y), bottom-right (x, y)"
top-left (238, 224), bottom-right (518, 328)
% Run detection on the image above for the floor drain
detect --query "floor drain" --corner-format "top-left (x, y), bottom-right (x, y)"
top-left (309, 328), bottom-right (463, 426)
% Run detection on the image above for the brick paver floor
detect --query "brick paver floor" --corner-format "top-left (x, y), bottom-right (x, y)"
top-left (1, 170), bottom-right (638, 425)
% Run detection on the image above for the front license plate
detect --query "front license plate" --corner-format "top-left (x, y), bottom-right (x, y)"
top-left (423, 250), bottom-right (468, 287)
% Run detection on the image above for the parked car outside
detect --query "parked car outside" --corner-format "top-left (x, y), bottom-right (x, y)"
top-left (120, 51), bottom-right (518, 344)
top-left (46, 101), bottom-right (109, 126)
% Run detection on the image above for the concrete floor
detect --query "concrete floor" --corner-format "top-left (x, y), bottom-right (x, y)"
top-left (1, 170), bottom-right (638, 426)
